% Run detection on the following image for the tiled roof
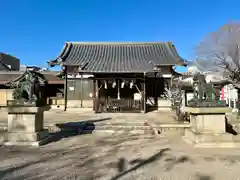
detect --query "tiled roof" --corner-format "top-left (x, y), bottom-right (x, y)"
top-left (0, 53), bottom-right (12, 71)
top-left (0, 62), bottom-right (10, 71)
top-left (50, 42), bottom-right (185, 73)
top-left (0, 53), bottom-right (20, 71)
top-left (0, 71), bottom-right (64, 85)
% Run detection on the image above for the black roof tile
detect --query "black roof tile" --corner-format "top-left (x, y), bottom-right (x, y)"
top-left (50, 42), bottom-right (184, 73)
top-left (0, 53), bottom-right (12, 71)
top-left (0, 71), bottom-right (64, 85)
top-left (0, 53), bottom-right (20, 71)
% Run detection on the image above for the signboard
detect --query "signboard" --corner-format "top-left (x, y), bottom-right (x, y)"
top-left (224, 85), bottom-right (238, 100)
top-left (134, 93), bottom-right (142, 100)
top-left (186, 93), bottom-right (193, 101)
top-left (224, 90), bottom-right (238, 100)
top-left (69, 87), bottom-right (74, 91)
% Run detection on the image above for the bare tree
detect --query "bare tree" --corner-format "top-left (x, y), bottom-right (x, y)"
top-left (164, 86), bottom-right (182, 106)
top-left (195, 22), bottom-right (240, 82)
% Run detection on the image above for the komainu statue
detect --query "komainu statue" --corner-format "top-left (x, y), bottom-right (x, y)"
top-left (189, 72), bottom-right (226, 107)
top-left (6, 70), bottom-right (47, 105)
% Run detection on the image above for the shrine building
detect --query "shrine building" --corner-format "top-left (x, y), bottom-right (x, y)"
top-left (48, 42), bottom-right (185, 113)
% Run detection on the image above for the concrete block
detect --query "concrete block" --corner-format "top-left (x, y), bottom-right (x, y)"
top-left (158, 99), bottom-right (171, 111)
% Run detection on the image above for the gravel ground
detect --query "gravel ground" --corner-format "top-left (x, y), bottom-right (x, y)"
top-left (1, 133), bottom-right (240, 180)
top-left (0, 110), bottom-right (178, 126)
top-left (1, 110), bottom-right (240, 179)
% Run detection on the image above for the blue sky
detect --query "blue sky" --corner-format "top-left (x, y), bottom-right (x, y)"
top-left (0, 0), bottom-right (239, 71)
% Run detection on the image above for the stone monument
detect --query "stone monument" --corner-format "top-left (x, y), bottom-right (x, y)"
top-left (2, 70), bottom-right (50, 146)
top-left (182, 73), bottom-right (240, 148)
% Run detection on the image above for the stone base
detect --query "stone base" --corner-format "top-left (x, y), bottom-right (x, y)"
top-left (183, 129), bottom-right (240, 148)
top-left (3, 130), bottom-right (51, 146)
top-left (1, 106), bottom-right (51, 146)
top-left (158, 99), bottom-right (171, 111)
top-left (183, 106), bottom-right (232, 114)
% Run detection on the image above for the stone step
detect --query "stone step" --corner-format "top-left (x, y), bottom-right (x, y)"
top-left (0, 122), bottom-right (190, 137)
top-left (83, 129), bottom-right (157, 136)
top-left (48, 123), bottom-right (190, 136)
top-left (50, 122), bottom-right (147, 127)
top-left (93, 122), bottom-right (146, 126)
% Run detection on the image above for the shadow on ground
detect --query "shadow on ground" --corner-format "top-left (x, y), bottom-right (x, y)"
top-left (196, 173), bottom-right (212, 180)
top-left (111, 148), bottom-right (198, 180)
top-left (0, 133), bottom-right (216, 180)
top-left (0, 158), bottom-right (49, 180)
top-left (225, 118), bottom-right (238, 135)
top-left (0, 145), bottom-right (92, 180)
top-left (110, 148), bottom-right (172, 180)
top-left (47, 117), bottom-right (111, 143)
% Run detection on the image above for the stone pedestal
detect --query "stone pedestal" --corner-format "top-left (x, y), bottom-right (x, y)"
top-left (182, 107), bottom-right (239, 148)
top-left (157, 99), bottom-right (171, 111)
top-left (3, 106), bottom-right (50, 146)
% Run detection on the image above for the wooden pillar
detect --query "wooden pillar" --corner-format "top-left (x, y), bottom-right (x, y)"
top-left (94, 79), bottom-right (99, 113)
top-left (154, 72), bottom-right (158, 106)
top-left (184, 90), bottom-right (187, 106)
top-left (142, 73), bottom-right (147, 113)
top-left (170, 74), bottom-right (173, 88)
top-left (170, 67), bottom-right (175, 88)
top-left (80, 73), bottom-right (83, 108)
top-left (64, 66), bottom-right (68, 111)
top-left (93, 78), bottom-right (96, 111)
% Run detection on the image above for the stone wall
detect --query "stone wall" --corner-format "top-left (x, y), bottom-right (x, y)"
top-left (0, 89), bottom-right (13, 106)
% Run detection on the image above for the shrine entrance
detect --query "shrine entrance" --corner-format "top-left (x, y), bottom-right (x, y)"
top-left (94, 73), bottom-right (146, 113)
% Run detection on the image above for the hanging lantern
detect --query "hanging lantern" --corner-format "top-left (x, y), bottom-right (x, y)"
top-left (78, 66), bottom-right (82, 73)
top-left (130, 80), bottom-right (134, 89)
top-left (121, 80), bottom-right (125, 88)
top-left (104, 81), bottom-right (108, 89)
top-left (112, 80), bottom-right (116, 88)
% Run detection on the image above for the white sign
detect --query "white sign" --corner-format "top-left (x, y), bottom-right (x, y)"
top-left (223, 84), bottom-right (238, 100)
top-left (225, 90), bottom-right (238, 100)
top-left (134, 93), bottom-right (142, 100)
top-left (186, 93), bottom-right (193, 101)
top-left (69, 87), bottom-right (74, 91)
